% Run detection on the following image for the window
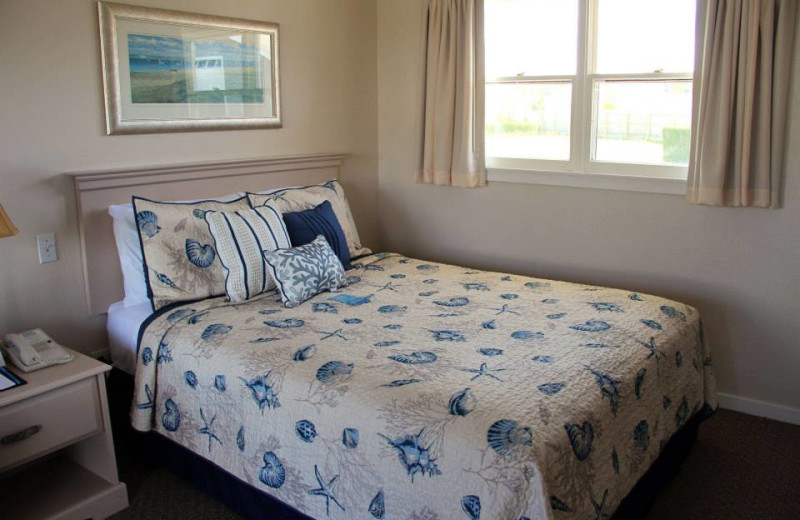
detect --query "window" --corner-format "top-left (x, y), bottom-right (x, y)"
top-left (485, 0), bottom-right (696, 181)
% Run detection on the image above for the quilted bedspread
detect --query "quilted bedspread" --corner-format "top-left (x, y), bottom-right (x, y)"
top-left (131, 253), bottom-right (716, 520)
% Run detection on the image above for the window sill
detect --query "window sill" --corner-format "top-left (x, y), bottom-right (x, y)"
top-left (487, 167), bottom-right (687, 195)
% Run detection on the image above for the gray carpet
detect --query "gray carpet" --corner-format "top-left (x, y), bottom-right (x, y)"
top-left (109, 409), bottom-right (800, 519)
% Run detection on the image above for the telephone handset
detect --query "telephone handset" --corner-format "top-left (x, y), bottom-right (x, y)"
top-left (2, 329), bottom-right (73, 372)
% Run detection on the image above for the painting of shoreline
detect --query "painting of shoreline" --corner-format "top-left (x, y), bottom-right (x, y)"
top-left (128, 33), bottom-right (268, 104)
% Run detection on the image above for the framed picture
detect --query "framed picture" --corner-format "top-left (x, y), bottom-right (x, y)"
top-left (98, 2), bottom-right (281, 135)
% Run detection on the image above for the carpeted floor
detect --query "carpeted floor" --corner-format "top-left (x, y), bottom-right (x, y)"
top-left (108, 409), bottom-right (800, 520)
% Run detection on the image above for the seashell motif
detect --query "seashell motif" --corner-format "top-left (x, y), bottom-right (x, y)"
top-left (633, 420), bottom-right (650, 451)
top-left (157, 343), bottom-right (172, 364)
top-left (422, 279), bottom-right (439, 284)
top-left (511, 330), bottom-right (544, 340)
top-left (343, 318), bottom-right (362, 325)
top-left (537, 382), bottom-right (566, 396)
top-left (501, 275), bottom-right (513, 281)
top-left (329, 294), bottom-right (372, 306)
top-left (250, 337), bottom-right (280, 344)
top-left (185, 239), bottom-right (216, 268)
top-left (136, 210), bottom-right (161, 238)
top-left (487, 420), bottom-right (533, 456)
top-left (201, 323), bottom-right (231, 341)
top-left (390, 273), bottom-right (406, 279)
top-left (389, 351), bottom-right (437, 365)
top-left (584, 343), bottom-right (617, 349)
top-left (167, 309), bottom-right (194, 323)
top-left (612, 447), bottom-right (620, 474)
top-left (541, 298), bottom-right (559, 304)
top-left (662, 395), bottom-right (672, 409)
top-left (675, 396), bottom-right (689, 428)
top-left (481, 320), bottom-right (497, 330)
top-left (641, 319), bottom-right (662, 330)
top-left (312, 302), bottom-right (338, 314)
top-left (564, 421), bottom-right (594, 461)
top-left (374, 341), bottom-right (400, 348)
top-left (462, 495), bottom-right (481, 520)
top-left (478, 348), bottom-right (503, 356)
top-left (417, 264), bottom-right (438, 271)
top-left (184, 370), bottom-right (198, 388)
top-left (500, 293), bottom-right (519, 300)
top-left (293, 344), bottom-right (316, 362)
top-left (241, 373), bottom-right (281, 411)
top-left (589, 367), bottom-right (622, 416)
top-left (675, 351), bottom-right (683, 367)
top-left (295, 420), bottom-right (317, 443)
top-left (155, 271), bottom-right (179, 289)
top-left (365, 264), bottom-right (385, 271)
top-left (141, 347), bottom-right (153, 366)
top-left (419, 291), bottom-right (438, 297)
top-left (236, 426), bottom-right (245, 452)
top-left (368, 490), bottom-right (385, 519)
top-left (462, 282), bottom-right (489, 291)
top-left (588, 302), bottom-right (624, 313)
top-left (258, 309), bottom-right (282, 315)
top-left (448, 388), bottom-right (477, 416)
top-left (635, 368), bottom-right (647, 399)
top-left (532, 355), bottom-right (554, 363)
top-left (214, 375), bottom-right (226, 392)
top-left (258, 451), bottom-right (286, 488)
top-left (430, 330), bottom-right (465, 342)
top-left (342, 428), bottom-right (359, 449)
top-left (381, 379), bottom-right (422, 387)
top-left (264, 318), bottom-right (305, 328)
top-left (378, 305), bottom-right (407, 314)
top-left (570, 320), bottom-right (611, 332)
top-left (434, 297), bottom-right (469, 307)
top-left (384, 324), bottom-right (403, 330)
top-left (316, 361), bottom-right (354, 383)
top-left (629, 293), bottom-right (645, 301)
top-left (187, 311), bottom-right (209, 325)
top-left (547, 313), bottom-right (568, 320)
top-left (525, 281), bottom-right (551, 290)
top-left (346, 275), bottom-right (362, 285)
top-left (661, 305), bottom-right (686, 321)
top-left (192, 208), bottom-right (210, 219)
top-left (161, 398), bottom-right (181, 431)
top-left (378, 430), bottom-right (441, 481)
top-left (550, 496), bottom-right (571, 512)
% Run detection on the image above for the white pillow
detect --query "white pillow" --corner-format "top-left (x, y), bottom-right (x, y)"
top-left (108, 192), bottom-right (244, 308)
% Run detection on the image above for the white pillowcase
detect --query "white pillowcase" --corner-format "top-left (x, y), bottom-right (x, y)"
top-left (108, 192), bottom-right (244, 308)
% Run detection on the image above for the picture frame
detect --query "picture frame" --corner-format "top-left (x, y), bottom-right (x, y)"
top-left (98, 2), bottom-right (281, 135)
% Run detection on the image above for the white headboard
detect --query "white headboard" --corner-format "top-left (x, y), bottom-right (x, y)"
top-left (70, 153), bottom-right (346, 315)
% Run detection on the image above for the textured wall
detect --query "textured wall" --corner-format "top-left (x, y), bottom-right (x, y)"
top-left (0, 0), bottom-right (378, 353)
top-left (376, 0), bottom-right (800, 411)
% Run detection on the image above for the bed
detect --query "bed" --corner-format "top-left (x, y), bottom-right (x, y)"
top-left (71, 154), bottom-right (716, 520)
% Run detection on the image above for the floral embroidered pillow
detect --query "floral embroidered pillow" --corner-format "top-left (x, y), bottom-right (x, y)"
top-left (247, 180), bottom-right (370, 259)
top-left (132, 196), bottom-right (251, 311)
top-left (262, 235), bottom-right (347, 308)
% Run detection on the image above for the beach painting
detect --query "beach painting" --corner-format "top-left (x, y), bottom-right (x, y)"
top-left (127, 33), bottom-right (270, 104)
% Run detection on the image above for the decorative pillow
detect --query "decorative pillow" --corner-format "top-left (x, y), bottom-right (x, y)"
top-left (132, 196), bottom-right (251, 311)
top-left (247, 180), bottom-right (370, 259)
top-left (282, 200), bottom-right (351, 270)
top-left (263, 235), bottom-right (347, 308)
top-left (204, 205), bottom-right (291, 302)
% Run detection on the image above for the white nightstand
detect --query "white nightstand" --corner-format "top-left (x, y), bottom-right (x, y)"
top-left (0, 349), bottom-right (128, 520)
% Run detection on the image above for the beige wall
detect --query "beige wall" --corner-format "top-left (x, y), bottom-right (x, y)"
top-left (377, 0), bottom-right (800, 411)
top-left (0, 0), bottom-right (378, 353)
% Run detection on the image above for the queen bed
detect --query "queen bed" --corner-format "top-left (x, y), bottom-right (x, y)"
top-left (71, 154), bottom-right (716, 520)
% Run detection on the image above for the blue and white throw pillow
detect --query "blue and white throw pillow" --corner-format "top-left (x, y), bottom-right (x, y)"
top-left (263, 235), bottom-right (347, 308)
top-left (205, 205), bottom-right (291, 302)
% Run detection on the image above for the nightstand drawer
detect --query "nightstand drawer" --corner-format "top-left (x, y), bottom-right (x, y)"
top-left (0, 377), bottom-right (102, 471)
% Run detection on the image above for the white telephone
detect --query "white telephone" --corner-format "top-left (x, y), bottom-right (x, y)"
top-left (2, 329), bottom-right (73, 372)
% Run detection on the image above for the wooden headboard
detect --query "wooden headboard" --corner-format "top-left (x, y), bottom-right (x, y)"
top-left (70, 153), bottom-right (346, 315)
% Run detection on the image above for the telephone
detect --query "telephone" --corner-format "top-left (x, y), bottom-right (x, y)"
top-left (2, 329), bottom-right (73, 372)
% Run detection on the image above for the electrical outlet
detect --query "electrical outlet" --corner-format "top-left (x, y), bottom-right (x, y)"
top-left (37, 233), bottom-right (58, 264)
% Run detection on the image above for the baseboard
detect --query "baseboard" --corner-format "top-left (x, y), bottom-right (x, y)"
top-left (717, 393), bottom-right (800, 426)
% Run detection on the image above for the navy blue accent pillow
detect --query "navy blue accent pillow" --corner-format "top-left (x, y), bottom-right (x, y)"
top-left (281, 200), bottom-right (351, 269)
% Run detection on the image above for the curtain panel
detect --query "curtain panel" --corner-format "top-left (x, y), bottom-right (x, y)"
top-left (418, 0), bottom-right (487, 188)
top-left (687, 0), bottom-right (797, 208)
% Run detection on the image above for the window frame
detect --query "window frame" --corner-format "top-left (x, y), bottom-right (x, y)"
top-left (485, 0), bottom-right (694, 184)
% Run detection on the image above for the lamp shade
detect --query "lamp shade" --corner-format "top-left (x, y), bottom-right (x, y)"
top-left (0, 203), bottom-right (18, 238)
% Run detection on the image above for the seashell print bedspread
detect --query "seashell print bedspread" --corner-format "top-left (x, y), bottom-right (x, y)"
top-left (131, 253), bottom-right (717, 520)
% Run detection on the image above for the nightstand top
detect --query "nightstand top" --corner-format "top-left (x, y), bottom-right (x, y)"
top-left (0, 349), bottom-right (110, 408)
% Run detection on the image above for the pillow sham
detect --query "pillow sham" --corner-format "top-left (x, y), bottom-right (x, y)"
top-left (282, 200), bottom-right (351, 270)
top-left (263, 235), bottom-right (347, 308)
top-left (247, 180), bottom-right (370, 259)
top-left (132, 195), bottom-right (251, 311)
top-left (205, 205), bottom-right (291, 302)
top-left (110, 192), bottom-right (244, 308)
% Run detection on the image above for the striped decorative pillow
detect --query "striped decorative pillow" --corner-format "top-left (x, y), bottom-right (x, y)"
top-left (204, 205), bottom-right (291, 302)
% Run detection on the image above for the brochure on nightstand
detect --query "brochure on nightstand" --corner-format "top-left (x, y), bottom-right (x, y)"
top-left (0, 366), bottom-right (26, 392)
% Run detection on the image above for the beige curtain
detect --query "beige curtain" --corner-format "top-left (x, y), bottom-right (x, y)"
top-left (418, 0), bottom-right (486, 188)
top-left (687, 0), bottom-right (797, 208)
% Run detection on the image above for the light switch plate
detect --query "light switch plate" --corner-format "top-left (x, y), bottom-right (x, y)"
top-left (36, 233), bottom-right (58, 264)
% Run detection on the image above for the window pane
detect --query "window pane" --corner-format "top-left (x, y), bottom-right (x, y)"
top-left (595, 0), bottom-right (696, 74)
top-left (593, 80), bottom-right (692, 165)
top-left (485, 0), bottom-right (578, 77)
top-left (486, 82), bottom-right (572, 161)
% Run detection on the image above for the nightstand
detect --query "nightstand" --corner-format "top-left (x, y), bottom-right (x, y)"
top-left (0, 349), bottom-right (128, 520)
